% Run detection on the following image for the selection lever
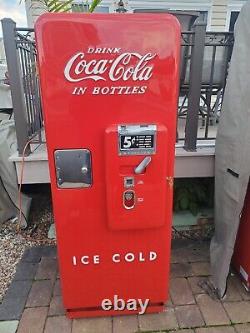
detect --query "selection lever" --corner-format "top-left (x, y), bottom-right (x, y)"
top-left (134, 156), bottom-right (152, 174)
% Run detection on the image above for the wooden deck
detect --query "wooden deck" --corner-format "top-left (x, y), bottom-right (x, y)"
top-left (10, 142), bottom-right (215, 184)
top-left (9, 118), bottom-right (217, 184)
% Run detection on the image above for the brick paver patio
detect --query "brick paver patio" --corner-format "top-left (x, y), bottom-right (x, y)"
top-left (0, 240), bottom-right (250, 333)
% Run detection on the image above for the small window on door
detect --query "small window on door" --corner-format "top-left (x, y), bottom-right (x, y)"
top-left (71, 3), bottom-right (89, 12)
top-left (71, 3), bottom-right (109, 12)
top-left (229, 11), bottom-right (240, 31)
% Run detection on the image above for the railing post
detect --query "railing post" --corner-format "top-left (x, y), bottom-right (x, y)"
top-left (1, 18), bottom-right (31, 155)
top-left (184, 22), bottom-right (206, 151)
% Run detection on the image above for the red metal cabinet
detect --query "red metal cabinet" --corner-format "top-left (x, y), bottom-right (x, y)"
top-left (233, 184), bottom-right (250, 291)
top-left (35, 13), bottom-right (180, 318)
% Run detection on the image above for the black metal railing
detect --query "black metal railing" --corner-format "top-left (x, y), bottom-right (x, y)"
top-left (1, 18), bottom-right (234, 155)
top-left (1, 18), bottom-right (43, 155)
top-left (17, 28), bottom-right (43, 141)
top-left (179, 25), bottom-right (234, 150)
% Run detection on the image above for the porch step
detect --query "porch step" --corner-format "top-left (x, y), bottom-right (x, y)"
top-left (10, 142), bottom-right (215, 184)
top-left (10, 143), bottom-right (49, 184)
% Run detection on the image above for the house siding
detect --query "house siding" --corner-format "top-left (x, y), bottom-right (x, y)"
top-left (25, 0), bottom-right (247, 31)
top-left (210, 0), bottom-right (228, 31)
top-left (25, 0), bottom-right (44, 28)
top-left (26, 0), bottom-right (212, 27)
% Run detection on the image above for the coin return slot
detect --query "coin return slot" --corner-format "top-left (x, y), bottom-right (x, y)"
top-left (124, 177), bottom-right (134, 188)
top-left (123, 190), bottom-right (135, 209)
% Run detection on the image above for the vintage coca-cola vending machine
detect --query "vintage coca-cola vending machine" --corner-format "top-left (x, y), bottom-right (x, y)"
top-left (35, 13), bottom-right (180, 318)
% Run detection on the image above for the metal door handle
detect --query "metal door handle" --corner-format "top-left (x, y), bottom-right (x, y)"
top-left (134, 156), bottom-right (152, 174)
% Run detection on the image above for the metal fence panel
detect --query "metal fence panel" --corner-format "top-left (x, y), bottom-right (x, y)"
top-left (1, 18), bottom-right (43, 155)
top-left (2, 18), bottom-right (234, 155)
top-left (178, 28), bottom-right (234, 150)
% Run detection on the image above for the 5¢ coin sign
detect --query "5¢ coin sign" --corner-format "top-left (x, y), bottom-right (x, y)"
top-left (120, 135), bottom-right (154, 150)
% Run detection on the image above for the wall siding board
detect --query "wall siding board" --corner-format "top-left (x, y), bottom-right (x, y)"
top-left (211, 0), bottom-right (228, 31)
top-left (213, 12), bottom-right (228, 19)
top-left (25, 0), bottom-right (247, 31)
top-left (26, 0), bottom-right (212, 27)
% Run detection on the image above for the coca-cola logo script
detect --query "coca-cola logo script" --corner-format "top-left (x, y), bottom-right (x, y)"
top-left (64, 47), bottom-right (157, 96)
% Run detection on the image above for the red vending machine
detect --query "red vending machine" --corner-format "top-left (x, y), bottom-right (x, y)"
top-left (35, 13), bottom-right (180, 318)
top-left (233, 184), bottom-right (250, 291)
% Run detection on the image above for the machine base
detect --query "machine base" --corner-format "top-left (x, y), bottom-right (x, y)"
top-left (66, 303), bottom-right (165, 319)
top-left (232, 265), bottom-right (250, 292)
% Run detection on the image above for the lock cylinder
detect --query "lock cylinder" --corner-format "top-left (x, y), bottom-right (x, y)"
top-left (123, 190), bottom-right (135, 209)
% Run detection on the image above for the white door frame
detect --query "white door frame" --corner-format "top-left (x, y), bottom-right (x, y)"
top-left (225, 2), bottom-right (245, 30)
top-left (106, 1), bottom-right (212, 29)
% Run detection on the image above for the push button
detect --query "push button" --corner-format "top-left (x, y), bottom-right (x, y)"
top-left (123, 190), bottom-right (135, 209)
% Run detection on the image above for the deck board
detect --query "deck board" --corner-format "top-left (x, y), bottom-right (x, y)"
top-left (10, 143), bottom-right (215, 183)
